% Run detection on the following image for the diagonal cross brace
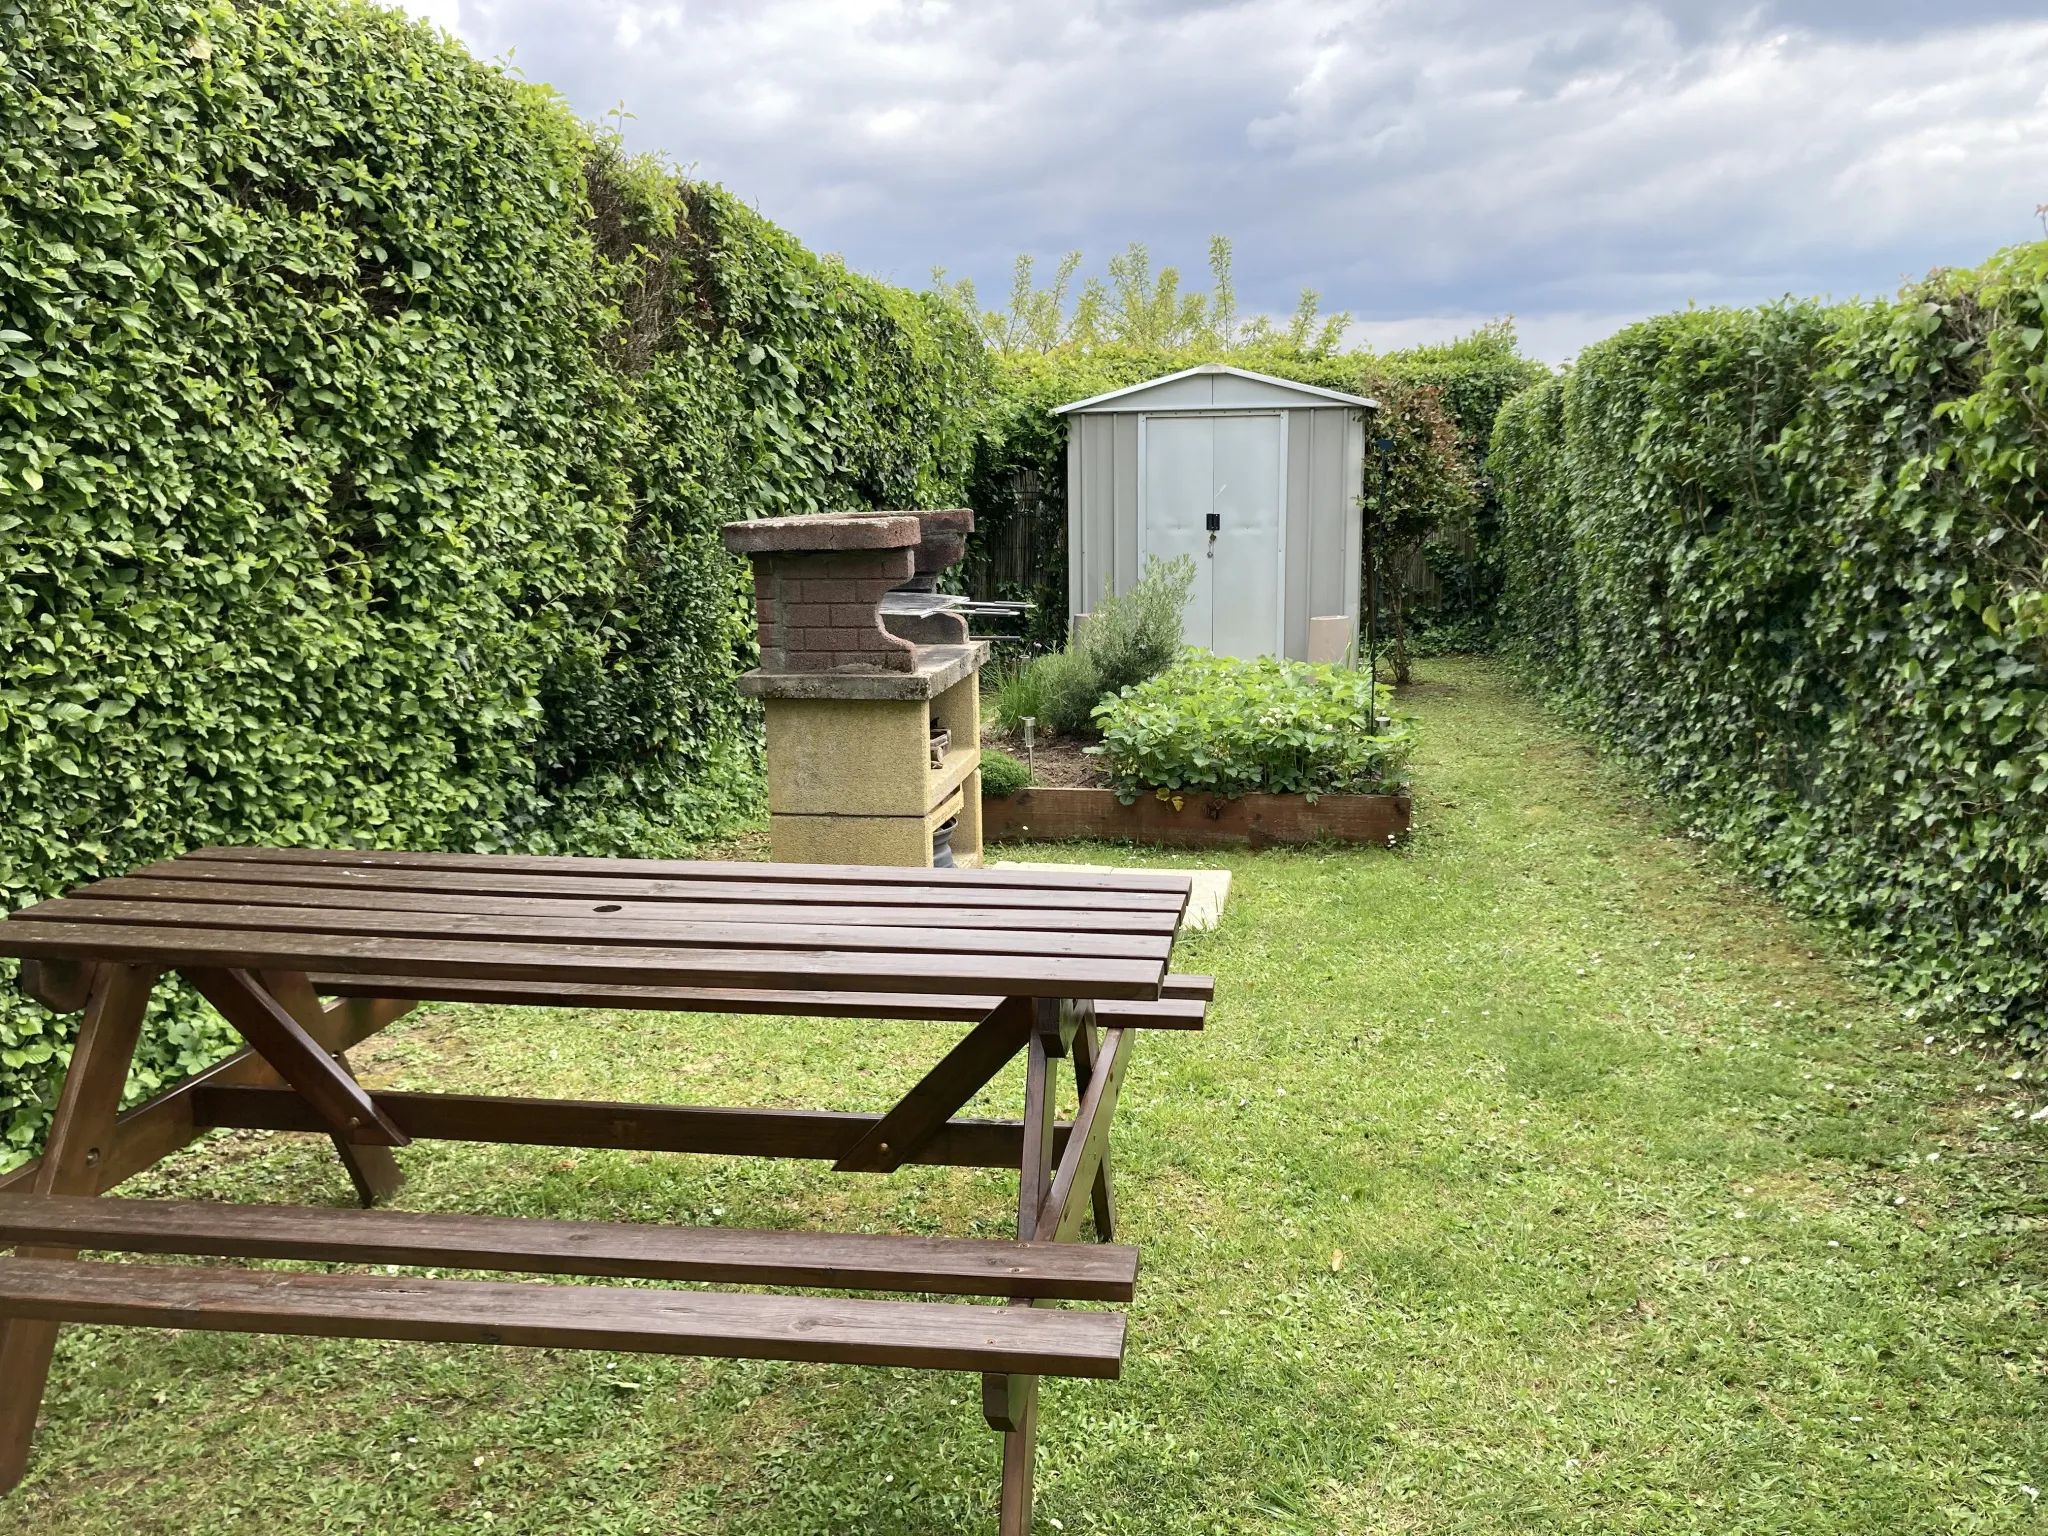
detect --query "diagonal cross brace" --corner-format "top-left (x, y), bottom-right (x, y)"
top-left (1068, 1019), bottom-right (1119, 1241)
top-left (1034, 1027), bottom-right (1131, 1245)
top-left (183, 968), bottom-right (409, 1148)
top-left (833, 996), bottom-right (1034, 1173)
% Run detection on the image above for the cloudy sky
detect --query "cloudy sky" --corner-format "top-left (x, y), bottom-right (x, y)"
top-left (396, 1), bottom-right (2048, 361)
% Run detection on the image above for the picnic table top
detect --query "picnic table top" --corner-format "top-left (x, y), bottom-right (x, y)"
top-left (0, 847), bottom-right (1194, 1002)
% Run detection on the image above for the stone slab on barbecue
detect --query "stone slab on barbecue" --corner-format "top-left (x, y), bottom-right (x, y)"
top-left (719, 512), bottom-right (921, 556)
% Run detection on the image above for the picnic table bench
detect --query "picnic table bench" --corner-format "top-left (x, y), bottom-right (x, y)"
top-left (0, 847), bottom-right (1207, 1533)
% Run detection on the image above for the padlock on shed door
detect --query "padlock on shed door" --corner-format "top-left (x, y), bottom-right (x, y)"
top-left (1205, 510), bottom-right (1219, 556)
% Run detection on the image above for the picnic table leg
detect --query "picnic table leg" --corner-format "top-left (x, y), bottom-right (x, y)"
top-left (997, 1386), bottom-right (1041, 1536)
top-left (992, 1006), bottom-right (1060, 1533)
top-left (0, 963), bottom-right (159, 1491)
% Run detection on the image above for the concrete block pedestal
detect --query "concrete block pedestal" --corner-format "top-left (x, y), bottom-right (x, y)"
top-left (742, 644), bottom-right (987, 868)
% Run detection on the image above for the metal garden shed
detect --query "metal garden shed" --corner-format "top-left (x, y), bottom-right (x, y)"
top-left (1053, 363), bottom-right (1377, 661)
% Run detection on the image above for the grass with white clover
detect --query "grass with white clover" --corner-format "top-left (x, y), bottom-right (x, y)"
top-left (5, 658), bottom-right (2043, 1534)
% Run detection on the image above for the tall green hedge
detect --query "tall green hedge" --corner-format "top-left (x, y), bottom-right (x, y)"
top-left (1378, 323), bottom-right (1550, 644)
top-left (1493, 245), bottom-right (2048, 1044)
top-left (0, 0), bottom-right (986, 1164)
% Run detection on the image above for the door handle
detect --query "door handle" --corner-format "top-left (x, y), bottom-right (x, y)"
top-left (1205, 513), bottom-right (1220, 532)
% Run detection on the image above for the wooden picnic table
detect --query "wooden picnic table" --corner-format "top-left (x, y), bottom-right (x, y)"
top-left (0, 847), bottom-right (1207, 1534)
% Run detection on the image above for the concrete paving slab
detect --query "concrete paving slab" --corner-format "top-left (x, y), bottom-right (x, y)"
top-left (991, 861), bottom-right (1232, 931)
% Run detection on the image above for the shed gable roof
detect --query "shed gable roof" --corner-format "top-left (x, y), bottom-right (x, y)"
top-left (1051, 363), bottom-right (1377, 415)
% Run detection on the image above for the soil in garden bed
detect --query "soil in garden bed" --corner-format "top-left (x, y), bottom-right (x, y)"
top-left (981, 726), bottom-right (1109, 789)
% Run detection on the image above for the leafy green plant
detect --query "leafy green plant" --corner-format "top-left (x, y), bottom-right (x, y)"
top-left (1027, 647), bottom-right (1112, 738)
top-left (934, 236), bottom-right (1348, 356)
top-left (989, 556), bottom-right (1194, 737)
top-left (977, 749), bottom-right (1032, 796)
top-left (1492, 241), bottom-right (2048, 1045)
top-left (1090, 654), bottom-right (1413, 801)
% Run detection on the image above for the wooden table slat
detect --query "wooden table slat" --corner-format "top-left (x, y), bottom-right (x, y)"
top-left (135, 858), bottom-right (1191, 915)
top-left (180, 846), bottom-right (1195, 895)
top-left (301, 973), bottom-right (1210, 1028)
top-left (0, 1258), bottom-right (1127, 1377)
top-left (0, 1196), bottom-right (1139, 1300)
top-left (21, 898), bottom-right (1175, 966)
top-left (0, 920), bottom-right (1167, 1000)
top-left (86, 878), bottom-right (1183, 935)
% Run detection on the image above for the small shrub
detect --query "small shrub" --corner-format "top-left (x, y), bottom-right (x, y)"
top-left (1084, 555), bottom-right (1195, 695)
top-left (988, 556), bottom-right (1194, 737)
top-left (1090, 654), bottom-right (1414, 801)
top-left (1032, 648), bottom-right (1112, 737)
top-left (979, 749), bottom-right (1032, 796)
top-left (986, 653), bottom-right (1051, 732)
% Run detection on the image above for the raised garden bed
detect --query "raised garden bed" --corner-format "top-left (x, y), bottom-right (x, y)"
top-left (983, 786), bottom-right (1410, 849)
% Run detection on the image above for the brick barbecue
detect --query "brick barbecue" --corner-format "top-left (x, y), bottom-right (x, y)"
top-left (720, 510), bottom-right (992, 868)
top-left (721, 510), bottom-right (981, 671)
top-left (723, 512), bottom-right (921, 674)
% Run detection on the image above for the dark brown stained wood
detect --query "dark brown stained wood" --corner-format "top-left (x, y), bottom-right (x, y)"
top-left (324, 992), bottom-right (421, 1048)
top-left (1070, 1022), bottom-right (1117, 1242)
top-left (178, 844), bottom-right (1195, 897)
top-left (183, 969), bottom-right (409, 1148)
top-left (998, 1385), bottom-right (1040, 1535)
top-left (1032, 995), bottom-right (1085, 1059)
top-left (0, 1259), bottom-right (1128, 1378)
top-left (985, 1030), bottom-right (1061, 1440)
top-left (0, 1048), bottom-right (281, 1197)
top-left (88, 878), bottom-right (1182, 936)
top-left (983, 1368), bottom-right (1031, 1436)
top-left (23, 897), bottom-right (1173, 966)
top-left (1035, 1028), bottom-right (1133, 1246)
top-left (1018, 1031), bottom-right (1057, 1239)
top-left (1160, 974), bottom-right (1214, 1002)
top-left (0, 988), bottom-right (417, 1199)
top-left (0, 1196), bottom-right (1140, 1301)
top-left (304, 974), bottom-right (1208, 1029)
top-left (0, 921), bottom-right (1168, 1001)
top-left (254, 973), bottom-right (400, 1201)
top-left (984, 785), bottom-right (1411, 848)
top-left (326, 1063), bottom-right (405, 1206)
top-left (1096, 988), bottom-right (1204, 1017)
top-left (17, 959), bottom-right (95, 1013)
top-left (190, 1084), bottom-right (1077, 1169)
top-left (834, 999), bottom-right (1032, 1173)
top-left (238, 972), bottom-right (405, 1205)
top-left (0, 963), bottom-right (157, 1492)
top-left (133, 858), bottom-right (1191, 917)
top-left (312, 972), bottom-right (1003, 1020)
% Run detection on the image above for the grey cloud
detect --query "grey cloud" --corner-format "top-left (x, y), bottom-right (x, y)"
top-left (431, 0), bottom-right (2048, 357)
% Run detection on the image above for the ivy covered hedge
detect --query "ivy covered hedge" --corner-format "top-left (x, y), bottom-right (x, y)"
top-left (0, 0), bottom-right (986, 1163)
top-left (1493, 244), bottom-right (2048, 1044)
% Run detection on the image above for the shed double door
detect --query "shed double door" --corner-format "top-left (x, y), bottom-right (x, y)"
top-left (1140, 412), bottom-right (1286, 658)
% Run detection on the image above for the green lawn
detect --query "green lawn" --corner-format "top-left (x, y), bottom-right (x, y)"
top-left (7, 658), bottom-right (2045, 1534)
